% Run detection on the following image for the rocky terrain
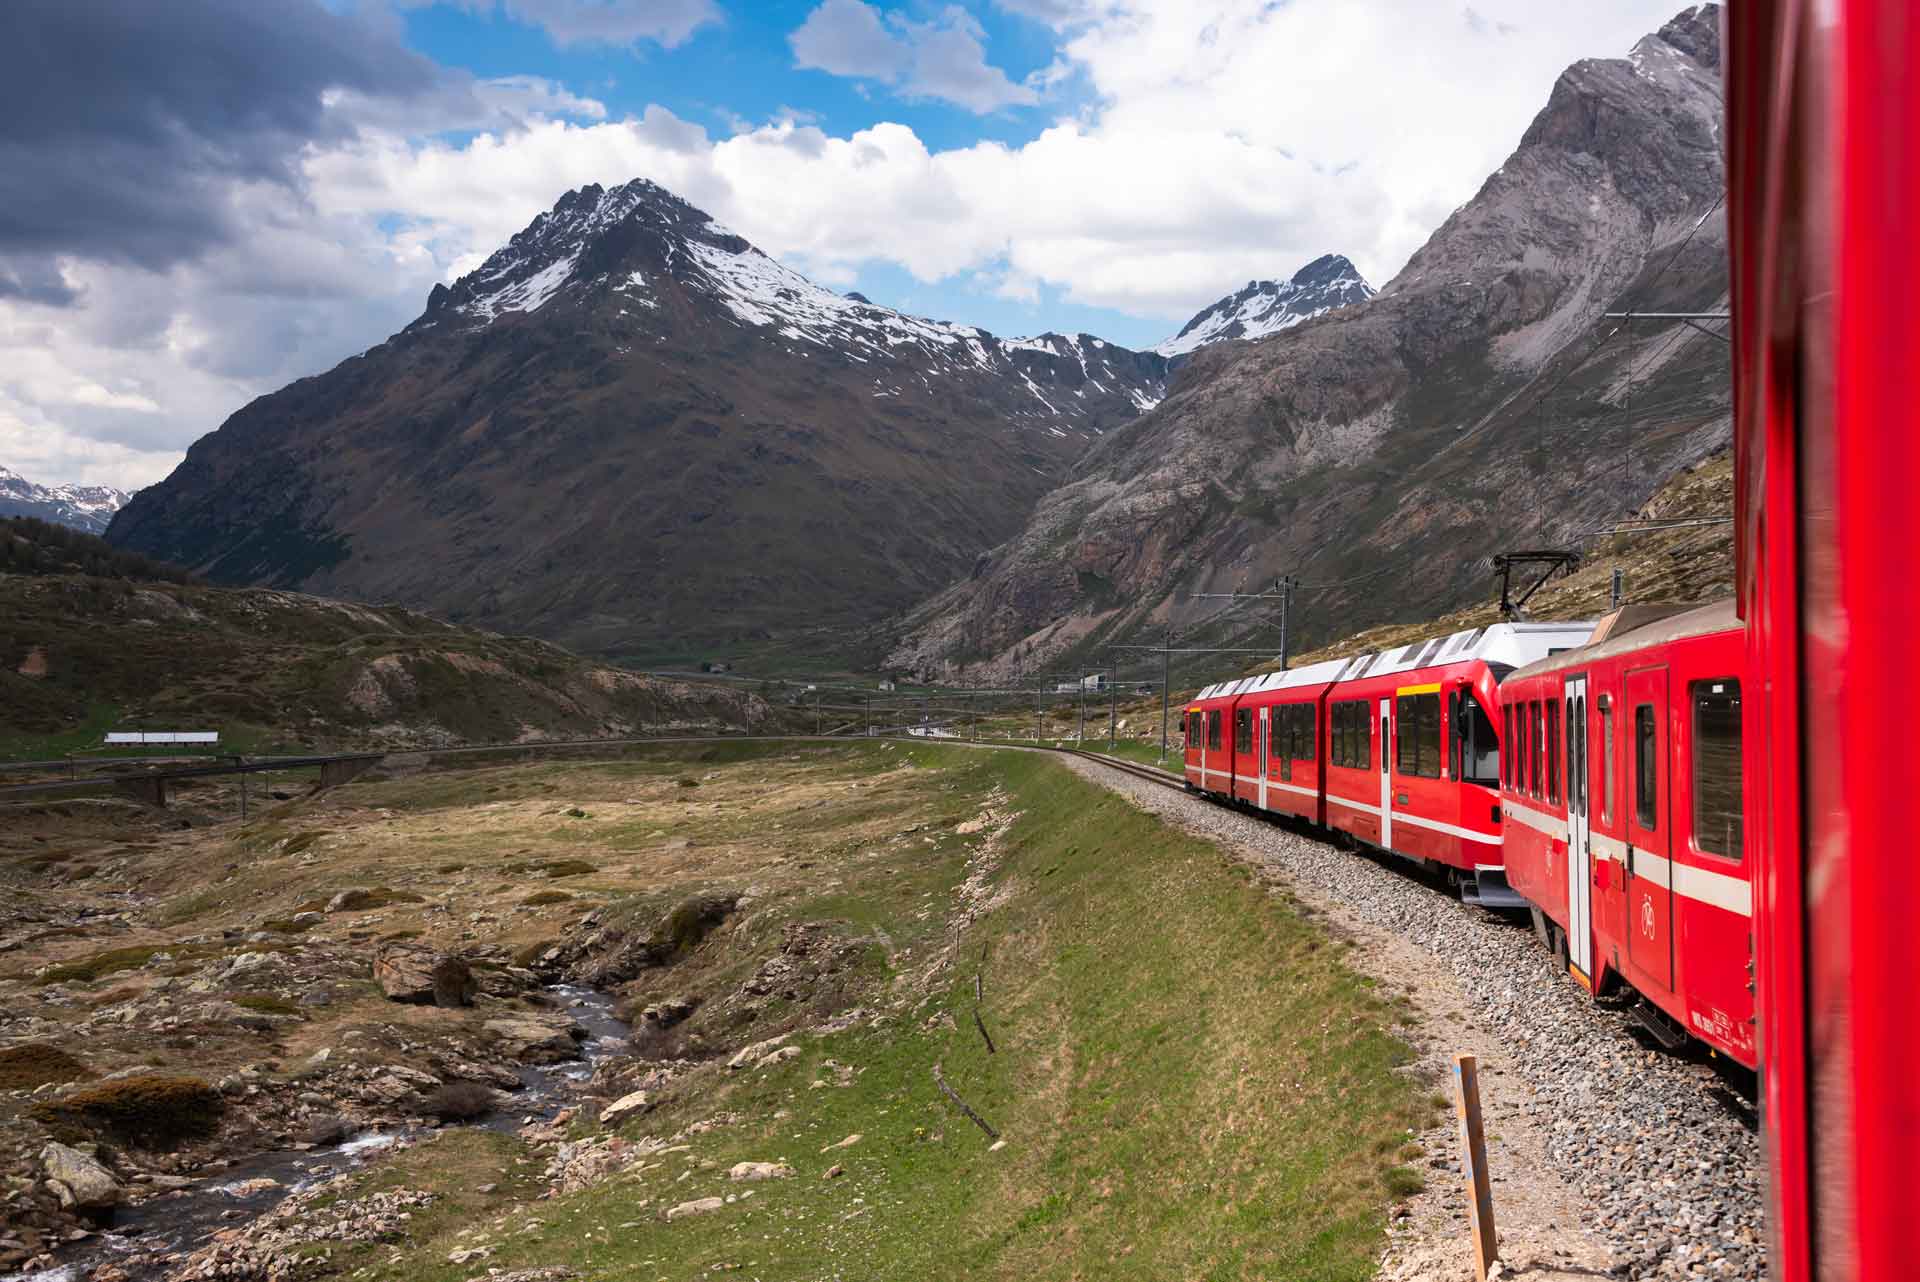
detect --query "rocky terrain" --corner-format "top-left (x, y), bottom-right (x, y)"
top-left (889, 5), bottom-right (1732, 683)
top-left (2, 522), bottom-right (772, 754)
top-left (0, 744), bottom-right (970, 1275)
top-left (104, 182), bottom-right (1172, 668)
top-left (0, 467), bottom-right (130, 537)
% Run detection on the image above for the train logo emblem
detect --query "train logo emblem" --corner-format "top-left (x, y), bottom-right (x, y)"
top-left (1641, 897), bottom-right (1655, 940)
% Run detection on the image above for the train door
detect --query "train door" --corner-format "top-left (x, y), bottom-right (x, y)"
top-left (1625, 668), bottom-right (1675, 993)
top-left (1257, 706), bottom-right (1270, 810)
top-left (1378, 698), bottom-right (1393, 848)
top-left (1565, 677), bottom-right (1593, 978)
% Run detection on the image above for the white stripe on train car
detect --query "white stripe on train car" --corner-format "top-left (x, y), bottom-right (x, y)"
top-left (1389, 810), bottom-right (1500, 846)
top-left (1512, 811), bottom-right (1753, 917)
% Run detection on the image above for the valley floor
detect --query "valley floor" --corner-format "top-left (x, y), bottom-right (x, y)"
top-left (0, 740), bottom-right (1759, 1282)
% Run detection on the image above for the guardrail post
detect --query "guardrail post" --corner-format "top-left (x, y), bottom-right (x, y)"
top-left (1453, 1052), bottom-right (1499, 1281)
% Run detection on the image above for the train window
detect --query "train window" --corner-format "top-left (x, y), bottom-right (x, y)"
top-left (1691, 680), bottom-right (1743, 859)
top-left (1547, 700), bottom-right (1560, 804)
top-left (1360, 701), bottom-right (1372, 769)
top-left (1207, 710), bottom-right (1222, 751)
top-left (1234, 709), bottom-right (1252, 754)
top-left (1599, 697), bottom-right (1614, 823)
top-left (1634, 703), bottom-right (1657, 830)
top-left (1461, 695), bottom-right (1499, 785)
top-left (1302, 705), bottom-right (1315, 761)
top-left (1395, 693), bottom-right (1441, 778)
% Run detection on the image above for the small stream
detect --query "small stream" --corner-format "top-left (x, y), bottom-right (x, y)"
top-left (7, 985), bottom-right (629, 1282)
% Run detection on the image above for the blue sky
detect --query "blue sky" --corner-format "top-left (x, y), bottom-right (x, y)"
top-left (0, 0), bottom-right (1702, 488)
top-left (388, 0), bottom-right (1167, 344)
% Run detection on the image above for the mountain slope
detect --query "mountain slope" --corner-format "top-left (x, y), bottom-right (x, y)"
top-left (1, 567), bottom-right (772, 755)
top-left (1154, 255), bottom-right (1375, 359)
top-left (0, 466), bottom-right (130, 535)
top-left (106, 182), bottom-right (1169, 665)
top-left (888, 5), bottom-right (1730, 681)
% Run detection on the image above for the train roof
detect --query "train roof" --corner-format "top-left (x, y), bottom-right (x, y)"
top-left (1186, 620), bottom-right (1596, 703)
top-left (1503, 598), bottom-right (1741, 682)
top-left (1329, 619), bottom-right (1598, 685)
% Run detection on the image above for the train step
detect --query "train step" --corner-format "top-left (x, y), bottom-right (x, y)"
top-left (1631, 999), bottom-right (1691, 1051)
top-left (1460, 874), bottom-right (1529, 910)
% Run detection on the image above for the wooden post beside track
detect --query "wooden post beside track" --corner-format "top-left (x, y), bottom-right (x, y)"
top-left (1453, 1052), bottom-right (1499, 1281)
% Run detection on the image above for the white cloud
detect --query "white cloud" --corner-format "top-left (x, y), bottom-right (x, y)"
top-left (5, 0), bottom-right (1703, 491)
top-left (791, 1), bottom-right (1040, 113)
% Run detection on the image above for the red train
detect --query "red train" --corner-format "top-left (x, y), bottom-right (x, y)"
top-left (1176, 6), bottom-right (1915, 1274)
top-left (1183, 620), bottom-right (1593, 905)
top-left (1728, 4), bottom-right (1918, 1278)
top-left (1496, 600), bottom-right (1755, 1068)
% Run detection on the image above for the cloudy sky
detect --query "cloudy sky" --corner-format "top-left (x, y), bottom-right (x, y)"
top-left (1, 0), bottom-right (1694, 491)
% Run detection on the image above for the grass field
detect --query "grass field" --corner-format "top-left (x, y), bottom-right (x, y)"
top-left (292, 745), bottom-right (1433, 1281)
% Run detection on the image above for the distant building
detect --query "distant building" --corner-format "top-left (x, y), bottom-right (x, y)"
top-left (701, 660), bottom-right (733, 673)
top-left (878, 679), bottom-right (896, 692)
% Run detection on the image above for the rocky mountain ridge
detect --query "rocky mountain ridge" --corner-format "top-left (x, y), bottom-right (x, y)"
top-left (1154, 254), bottom-right (1375, 359)
top-left (0, 466), bottom-right (130, 535)
top-left (888, 4), bottom-right (1731, 683)
top-left (106, 181), bottom-right (1170, 664)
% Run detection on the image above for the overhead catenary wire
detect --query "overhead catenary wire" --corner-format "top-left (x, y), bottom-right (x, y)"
top-left (1443, 190), bottom-right (1727, 457)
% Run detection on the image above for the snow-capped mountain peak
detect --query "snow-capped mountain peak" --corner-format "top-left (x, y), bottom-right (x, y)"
top-left (1154, 254), bottom-right (1375, 359)
top-left (0, 464), bottom-right (132, 535)
top-left (413, 178), bottom-right (1171, 429)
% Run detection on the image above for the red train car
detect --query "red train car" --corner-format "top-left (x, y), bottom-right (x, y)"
top-left (1497, 601), bottom-right (1755, 1067)
top-left (1727, 4), bottom-right (1920, 1276)
top-left (1182, 677), bottom-right (1255, 796)
top-left (1227, 659), bottom-right (1350, 822)
top-left (1322, 621), bottom-right (1595, 904)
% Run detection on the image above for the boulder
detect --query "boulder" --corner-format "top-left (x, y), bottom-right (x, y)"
top-left (483, 1017), bottom-right (585, 1065)
top-left (755, 1045), bottom-right (803, 1071)
top-left (727, 1161), bottom-right (792, 1182)
top-left (41, 1141), bottom-right (121, 1209)
top-left (726, 1033), bottom-right (791, 1071)
top-left (373, 944), bottom-right (475, 1007)
top-left (665, 1196), bottom-right (725, 1220)
top-left (600, 1089), bottom-right (652, 1128)
top-left (327, 889), bottom-right (375, 913)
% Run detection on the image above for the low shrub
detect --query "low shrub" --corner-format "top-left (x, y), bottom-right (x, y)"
top-left (504, 859), bottom-right (597, 879)
top-left (420, 1081), bottom-right (497, 1122)
top-left (230, 993), bottom-right (303, 1017)
top-left (676, 777), bottom-right (699, 789)
top-left (35, 1074), bottom-right (224, 1147)
top-left (1380, 1166), bottom-right (1425, 1198)
top-left (522, 890), bottom-right (572, 906)
top-left (0, 1043), bottom-right (92, 1090)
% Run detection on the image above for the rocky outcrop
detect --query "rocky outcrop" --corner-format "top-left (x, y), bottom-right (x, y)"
top-left (889, 5), bottom-right (1732, 680)
top-left (373, 945), bottom-right (476, 1008)
top-left (482, 1017), bottom-right (586, 1065)
top-left (566, 893), bottom-right (739, 987)
top-left (40, 1142), bottom-right (121, 1210)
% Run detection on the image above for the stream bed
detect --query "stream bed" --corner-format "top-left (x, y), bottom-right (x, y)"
top-left (6, 985), bottom-right (629, 1282)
